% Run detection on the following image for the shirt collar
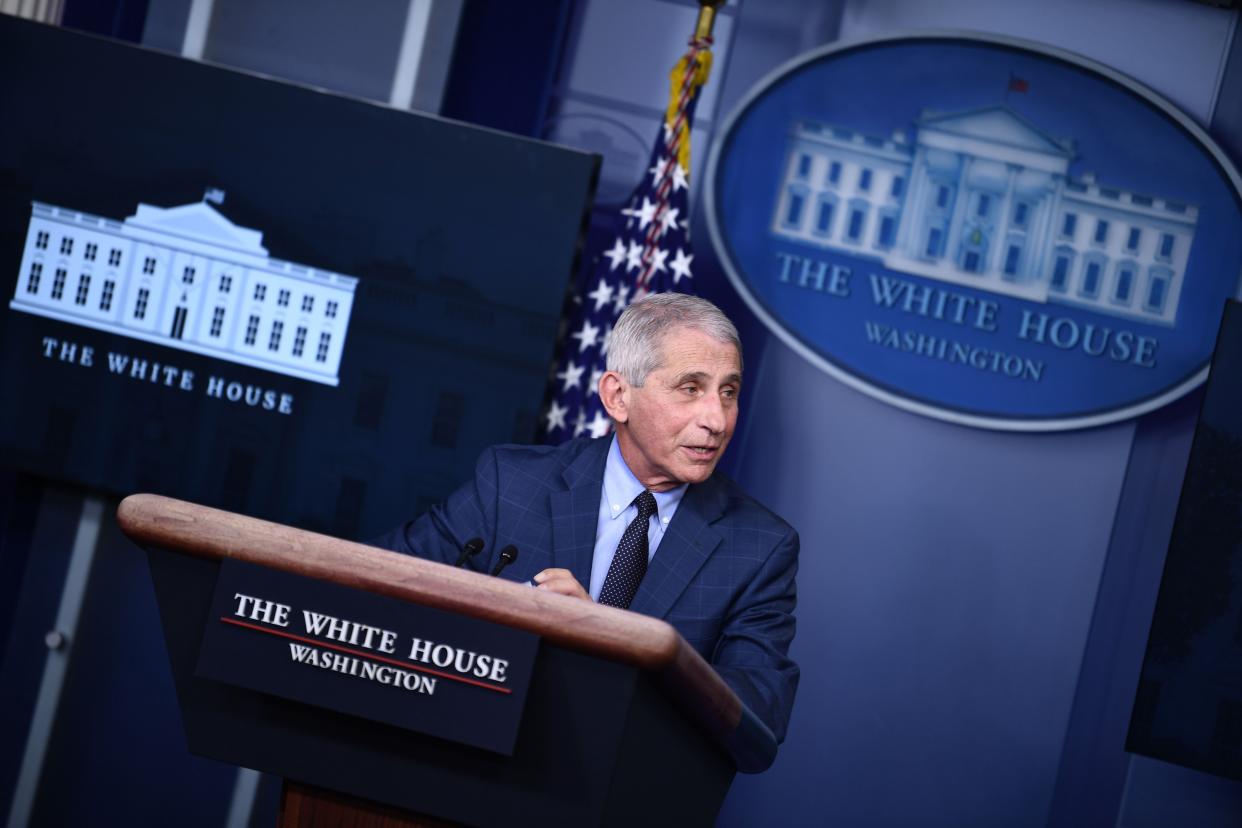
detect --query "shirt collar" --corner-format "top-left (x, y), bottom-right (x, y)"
top-left (602, 435), bottom-right (686, 527)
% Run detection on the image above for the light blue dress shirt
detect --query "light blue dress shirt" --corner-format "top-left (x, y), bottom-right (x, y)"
top-left (588, 436), bottom-right (687, 600)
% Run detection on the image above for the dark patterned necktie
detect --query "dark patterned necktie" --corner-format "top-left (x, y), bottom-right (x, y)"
top-left (597, 490), bottom-right (658, 609)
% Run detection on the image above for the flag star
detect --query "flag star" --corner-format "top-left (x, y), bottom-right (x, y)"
top-left (572, 407), bottom-right (587, 437)
top-left (586, 279), bottom-right (614, 312)
top-left (648, 157), bottom-right (672, 188)
top-left (670, 248), bottom-right (693, 283)
top-left (636, 197), bottom-right (658, 229)
top-left (621, 197), bottom-right (657, 230)
top-left (587, 366), bottom-right (604, 397)
top-left (658, 207), bottom-right (680, 236)
top-left (671, 163), bottom-right (688, 192)
top-left (612, 285), bottom-right (631, 314)
top-left (603, 238), bottom-right (626, 271)
top-left (620, 205), bottom-right (635, 228)
top-left (625, 241), bottom-right (644, 272)
top-left (647, 246), bottom-right (669, 275)
top-left (571, 319), bottom-right (601, 352)
top-left (544, 400), bottom-right (568, 433)
top-left (557, 360), bottom-right (586, 391)
top-left (587, 409), bottom-right (612, 438)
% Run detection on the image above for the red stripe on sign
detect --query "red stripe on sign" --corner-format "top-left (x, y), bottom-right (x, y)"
top-left (219, 616), bottom-right (513, 694)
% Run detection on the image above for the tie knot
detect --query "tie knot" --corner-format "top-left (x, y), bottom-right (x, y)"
top-left (634, 490), bottom-right (657, 521)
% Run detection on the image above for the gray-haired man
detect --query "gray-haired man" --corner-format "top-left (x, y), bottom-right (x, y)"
top-left (376, 294), bottom-right (799, 744)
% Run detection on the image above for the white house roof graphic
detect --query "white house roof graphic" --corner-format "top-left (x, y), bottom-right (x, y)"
top-left (918, 106), bottom-right (1074, 157)
top-left (127, 201), bottom-right (268, 256)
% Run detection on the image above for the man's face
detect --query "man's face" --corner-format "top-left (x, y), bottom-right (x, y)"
top-left (607, 327), bottom-right (742, 492)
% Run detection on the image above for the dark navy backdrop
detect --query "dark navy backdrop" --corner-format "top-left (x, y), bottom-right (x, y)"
top-left (0, 16), bottom-right (597, 540)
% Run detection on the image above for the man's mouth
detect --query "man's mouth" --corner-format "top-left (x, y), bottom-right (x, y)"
top-left (684, 445), bottom-right (719, 458)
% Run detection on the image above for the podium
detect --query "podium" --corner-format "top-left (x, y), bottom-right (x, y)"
top-left (117, 494), bottom-right (777, 827)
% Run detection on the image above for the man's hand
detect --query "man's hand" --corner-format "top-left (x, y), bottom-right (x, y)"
top-left (532, 568), bottom-right (591, 601)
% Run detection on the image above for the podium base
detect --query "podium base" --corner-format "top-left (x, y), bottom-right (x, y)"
top-left (280, 781), bottom-right (463, 827)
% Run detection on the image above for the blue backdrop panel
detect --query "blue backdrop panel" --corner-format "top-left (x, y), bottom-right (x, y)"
top-left (1128, 301), bottom-right (1242, 782)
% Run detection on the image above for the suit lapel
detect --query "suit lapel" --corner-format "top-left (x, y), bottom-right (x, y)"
top-left (550, 438), bottom-right (609, 586)
top-left (628, 475), bottom-right (726, 620)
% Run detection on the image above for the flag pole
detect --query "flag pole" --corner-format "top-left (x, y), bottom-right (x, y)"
top-left (695, 0), bottom-right (725, 41)
top-left (635, 0), bottom-right (724, 293)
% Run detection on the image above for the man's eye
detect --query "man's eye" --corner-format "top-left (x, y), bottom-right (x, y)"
top-left (681, 385), bottom-right (699, 395)
top-left (722, 387), bottom-right (738, 399)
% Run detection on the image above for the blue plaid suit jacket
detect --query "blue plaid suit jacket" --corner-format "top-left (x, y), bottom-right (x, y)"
top-left (373, 436), bottom-right (799, 743)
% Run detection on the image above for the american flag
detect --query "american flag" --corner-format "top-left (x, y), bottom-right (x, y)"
top-left (543, 35), bottom-right (714, 443)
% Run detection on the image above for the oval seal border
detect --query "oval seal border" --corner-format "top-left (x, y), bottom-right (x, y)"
top-left (705, 31), bottom-right (1242, 431)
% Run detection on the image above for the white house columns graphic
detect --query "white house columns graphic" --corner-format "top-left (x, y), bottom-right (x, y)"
top-left (11, 199), bottom-right (358, 385)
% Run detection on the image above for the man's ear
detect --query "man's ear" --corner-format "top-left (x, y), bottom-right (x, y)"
top-left (598, 371), bottom-right (629, 424)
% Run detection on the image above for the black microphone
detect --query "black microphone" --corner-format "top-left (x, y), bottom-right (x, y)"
top-left (490, 545), bottom-right (519, 577)
top-left (453, 537), bottom-right (485, 568)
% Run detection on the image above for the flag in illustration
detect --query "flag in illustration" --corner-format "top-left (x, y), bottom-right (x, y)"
top-left (543, 34), bottom-right (715, 443)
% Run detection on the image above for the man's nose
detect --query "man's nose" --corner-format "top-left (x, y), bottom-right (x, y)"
top-left (698, 394), bottom-right (726, 433)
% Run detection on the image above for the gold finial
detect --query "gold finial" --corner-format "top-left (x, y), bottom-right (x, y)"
top-left (695, 0), bottom-right (725, 42)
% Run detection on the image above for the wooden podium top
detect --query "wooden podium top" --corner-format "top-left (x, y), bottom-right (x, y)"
top-left (117, 493), bottom-right (773, 771)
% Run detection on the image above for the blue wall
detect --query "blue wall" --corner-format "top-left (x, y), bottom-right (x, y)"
top-left (678, 1), bottom-right (1242, 825)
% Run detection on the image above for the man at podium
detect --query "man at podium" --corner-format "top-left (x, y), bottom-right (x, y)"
top-left (375, 294), bottom-right (799, 744)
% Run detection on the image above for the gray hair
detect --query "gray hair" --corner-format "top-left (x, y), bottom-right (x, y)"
top-left (607, 293), bottom-right (741, 386)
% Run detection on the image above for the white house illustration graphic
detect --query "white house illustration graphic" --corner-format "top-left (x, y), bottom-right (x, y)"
top-left (11, 199), bottom-right (357, 385)
top-left (772, 106), bottom-right (1197, 326)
